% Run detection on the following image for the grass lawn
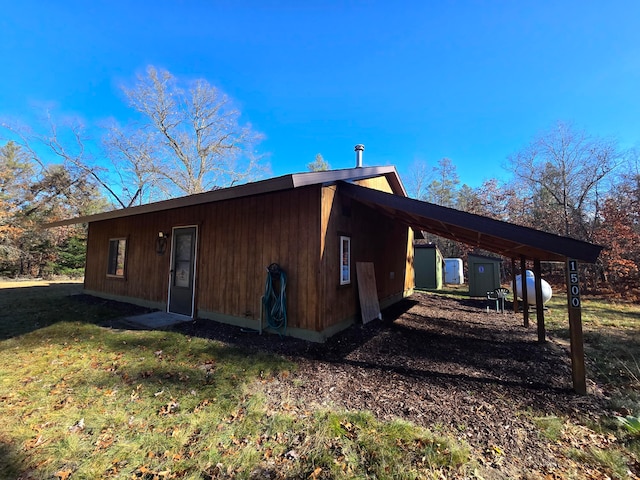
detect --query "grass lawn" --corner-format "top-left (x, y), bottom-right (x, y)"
top-left (0, 281), bottom-right (469, 479)
top-left (544, 293), bottom-right (640, 472)
top-left (2, 280), bottom-right (640, 478)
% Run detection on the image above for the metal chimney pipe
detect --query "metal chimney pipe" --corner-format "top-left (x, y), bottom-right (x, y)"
top-left (355, 144), bottom-right (365, 168)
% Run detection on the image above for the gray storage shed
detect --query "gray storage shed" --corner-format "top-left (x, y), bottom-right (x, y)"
top-left (468, 254), bottom-right (502, 297)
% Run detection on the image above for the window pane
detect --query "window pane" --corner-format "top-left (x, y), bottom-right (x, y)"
top-left (107, 238), bottom-right (126, 277)
top-left (174, 260), bottom-right (190, 287)
top-left (108, 241), bottom-right (117, 275)
top-left (116, 239), bottom-right (126, 276)
top-left (340, 236), bottom-right (350, 285)
top-left (175, 233), bottom-right (192, 262)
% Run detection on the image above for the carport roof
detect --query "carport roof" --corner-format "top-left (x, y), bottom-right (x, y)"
top-left (338, 181), bottom-right (603, 263)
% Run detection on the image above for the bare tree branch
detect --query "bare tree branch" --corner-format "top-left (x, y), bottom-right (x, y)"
top-left (507, 121), bottom-right (623, 239)
top-left (119, 66), bottom-right (267, 196)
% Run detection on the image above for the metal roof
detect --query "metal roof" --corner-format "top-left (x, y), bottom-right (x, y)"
top-left (45, 166), bottom-right (404, 228)
top-left (338, 181), bottom-right (603, 263)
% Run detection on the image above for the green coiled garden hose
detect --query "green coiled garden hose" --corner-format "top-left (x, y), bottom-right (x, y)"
top-left (262, 263), bottom-right (287, 337)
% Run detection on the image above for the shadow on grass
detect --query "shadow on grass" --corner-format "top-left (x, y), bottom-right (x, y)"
top-left (3, 284), bottom-right (638, 478)
top-left (0, 439), bottom-right (25, 480)
top-left (0, 290), bottom-right (292, 480)
top-left (1, 284), bottom-right (627, 417)
top-left (585, 305), bottom-right (640, 321)
top-left (0, 283), bottom-right (152, 340)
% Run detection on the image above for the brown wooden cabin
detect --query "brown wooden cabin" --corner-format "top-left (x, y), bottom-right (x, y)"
top-left (49, 163), bottom-right (606, 392)
top-left (48, 166), bottom-right (414, 342)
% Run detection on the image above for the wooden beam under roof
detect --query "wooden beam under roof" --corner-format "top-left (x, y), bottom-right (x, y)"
top-left (338, 181), bottom-right (603, 264)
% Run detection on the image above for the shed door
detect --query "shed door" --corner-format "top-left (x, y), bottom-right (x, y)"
top-left (474, 263), bottom-right (495, 296)
top-left (168, 226), bottom-right (197, 317)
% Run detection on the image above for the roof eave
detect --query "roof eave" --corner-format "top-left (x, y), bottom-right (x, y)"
top-left (45, 165), bottom-right (406, 228)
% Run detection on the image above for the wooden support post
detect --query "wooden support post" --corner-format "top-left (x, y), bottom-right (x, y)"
top-left (520, 256), bottom-right (529, 327)
top-left (566, 258), bottom-right (587, 395)
top-left (533, 258), bottom-right (546, 343)
top-left (511, 257), bottom-right (518, 314)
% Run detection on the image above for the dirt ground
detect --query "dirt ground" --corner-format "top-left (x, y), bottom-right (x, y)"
top-left (173, 291), bottom-right (614, 479)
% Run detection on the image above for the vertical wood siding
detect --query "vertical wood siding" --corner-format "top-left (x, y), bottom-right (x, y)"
top-left (355, 175), bottom-right (394, 193)
top-left (85, 186), bottom-right (322, 331)
top-left (84, 175), bottom-right (413, 336)
top-left (404, 228), bottom-right (415, 293)
top-left (318, 177), bottom-right (414, 330)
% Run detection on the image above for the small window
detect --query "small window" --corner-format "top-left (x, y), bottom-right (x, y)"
top-left (340, 236), bottom-right (351, 285)
top-left (107, 238), bottom-right (127, 277)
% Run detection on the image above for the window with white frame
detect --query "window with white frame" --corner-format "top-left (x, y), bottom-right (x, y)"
top-left (107, 238), bottom-right (127, 277)
top-left (340, 235), bottom-right (351, 285)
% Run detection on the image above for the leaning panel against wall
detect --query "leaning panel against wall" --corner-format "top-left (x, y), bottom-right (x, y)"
top-left (318, 184), bottom-right (412, 335)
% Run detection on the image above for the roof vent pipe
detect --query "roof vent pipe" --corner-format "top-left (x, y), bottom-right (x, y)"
top-left (355, 144), bottom-right (365, 168)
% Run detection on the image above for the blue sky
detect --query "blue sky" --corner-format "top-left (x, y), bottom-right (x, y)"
top-left (1, 1), bottom-right (639, 188)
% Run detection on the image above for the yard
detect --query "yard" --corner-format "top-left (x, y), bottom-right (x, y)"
top-left (1, 280), bottom-right (639, 479)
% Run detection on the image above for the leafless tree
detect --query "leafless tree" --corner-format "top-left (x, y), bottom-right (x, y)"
top-left (1, 113), bottom-right (110, 212)
top-left (2, 67), bottom-right (267, 206)
top-left (118, 66), bottom-right (267, 196)
top-left (507, 121), bottom-right (622, 240)
top-left (101, 121), bottom-right (161, 206)
top-left (405, 159), bottom-right (433, 200)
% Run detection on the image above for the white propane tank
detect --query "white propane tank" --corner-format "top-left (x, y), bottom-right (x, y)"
top-left (515, 270), bottom-right (552, 304)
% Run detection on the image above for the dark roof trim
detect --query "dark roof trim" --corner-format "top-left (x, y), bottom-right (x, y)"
top-left (45, 166), bottom-right (404, 228)
top-left (468, 253), bottom-right (504, 262)
top-left (338, 181), bottom-right (603, 263)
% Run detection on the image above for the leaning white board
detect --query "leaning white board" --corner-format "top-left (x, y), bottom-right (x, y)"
top-left (356, 262), bottom-right (382, 324)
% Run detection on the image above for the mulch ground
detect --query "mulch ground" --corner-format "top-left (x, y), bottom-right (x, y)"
top-left (169, 291), bottom-right (615, 478)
